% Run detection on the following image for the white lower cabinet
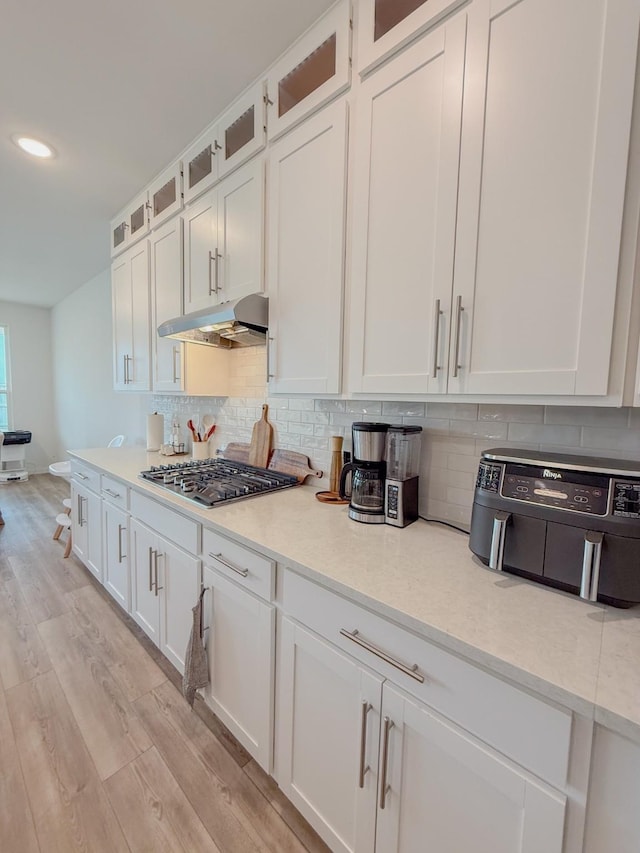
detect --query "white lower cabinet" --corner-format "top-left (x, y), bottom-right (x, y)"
top-left (202, 566), bottom-right (274, 771)
top-left (102, 501), bottom-right (129, 611)
top-left (130, 517), bottom-right (200, 673)
top-left (201, 527), bottom-right (276, 770)
top-left (71, 480), bottom-right (102, 582)
top-left (376, 684), bottom-right (565, 853)
top-left (277, 619), bottom-right (382, 853)
top-left (277, 571), bottom-right (570, 853)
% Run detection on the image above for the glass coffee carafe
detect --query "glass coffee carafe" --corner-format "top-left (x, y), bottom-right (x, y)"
top-left (339, 422), bottom-right (390, 523)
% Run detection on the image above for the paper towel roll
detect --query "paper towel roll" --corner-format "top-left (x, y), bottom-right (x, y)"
top-left (147, 413), bottom-right (164, 451)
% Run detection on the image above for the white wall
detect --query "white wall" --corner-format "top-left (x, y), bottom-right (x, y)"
top-left (0, 300), bottom-right (57, 473)
top-left (51, 269), bottom-right (148, 457)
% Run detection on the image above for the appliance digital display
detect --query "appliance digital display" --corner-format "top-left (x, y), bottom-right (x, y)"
top-left (500, 463), bottom-right (609, 515)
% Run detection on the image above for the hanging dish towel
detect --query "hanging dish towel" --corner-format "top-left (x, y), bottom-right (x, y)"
top-left (182, 589), bottom-right (209, 707)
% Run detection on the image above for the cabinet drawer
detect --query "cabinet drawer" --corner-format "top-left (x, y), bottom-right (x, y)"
top-left (202, 528), bottom-right (275, 602)
top-left (71, 460), bottom-right (101, 493)
top-left (101, 475), bottom-right (129, 510)
top-left (282, 569), bottom-right (571, 788)
top-left (130, 490), bottom-right (199, 555)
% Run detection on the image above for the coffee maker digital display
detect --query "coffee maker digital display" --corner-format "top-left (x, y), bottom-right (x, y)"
top-left (339, 423), bottom-right (389, 524)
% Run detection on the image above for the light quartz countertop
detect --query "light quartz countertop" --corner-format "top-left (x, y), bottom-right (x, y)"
top-left (69, 447), bottom-right (640, 743)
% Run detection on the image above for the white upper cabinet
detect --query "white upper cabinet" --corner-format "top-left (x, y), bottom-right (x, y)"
top-left (266, 0), bottom-right (352, 141)
top-left (183, 157), bottom-right (265, 315)
top-left (267, 100), bottom-right (348, 395)
top-left (348, 14), bottom-right (466, 395)
top-left (183, 190), bottom-right (217, 314)
top-left (349, 0), bottom-right (639, 399)
top-left (110, 189), bottom-right (149, 257)
top-left (150, 217), bottom-right (184, 392)
top-left (148, 161), bottom-right (183, 230)
top-left (448, 0), bottom-right (638, 397)
top-left (357, 0), bottom-right (466, 75)
top-left (183, 81), bottom-right (266, 205)
top-left (112, 240), bottom-right (150, 391)
top-left (216, 157), bottom-right (265, 303)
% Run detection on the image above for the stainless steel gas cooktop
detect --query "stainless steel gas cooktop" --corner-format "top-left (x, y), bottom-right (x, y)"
top-left (139, 458), bottom-right (298, 507)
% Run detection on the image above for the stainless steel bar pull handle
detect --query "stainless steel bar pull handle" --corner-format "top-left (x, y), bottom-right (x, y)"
top-left (340, 629), bottom-right (424, 683)
top-left (431, 298), bottom-right (442, 379)
top-left (103, 488), bottom-right (120, 498)
top-left (358, 701), bottom-right (371, 789)
top-left (148, 546), bottom-right (154, 592)
top-left (214, 250), bottom-right (222, 294)
top-left (580, 531), bottom-right (603, 602)
top-left (452, 294), bottom-right (464, 378)
top-left (379, 717), bottom-right (394, 810)
top-left (210, 552), bottom-right (249, 578)
top-left (489, 511), bottom-right (511, 571)
top-left (172, 346), bottom-right (180, 383)
top-left (117, 524), bottom-right (125, 563)
top-left (154, 552), bottom-right (164, 596)
top-left (208, 251), bottom-right (215, 295)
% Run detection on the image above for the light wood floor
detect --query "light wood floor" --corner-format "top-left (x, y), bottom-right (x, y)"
top-left (0, 474), bottom-right (330, 853)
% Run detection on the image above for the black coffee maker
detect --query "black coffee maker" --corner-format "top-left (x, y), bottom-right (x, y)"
top-left (339, 422), bottom-right (389, 524)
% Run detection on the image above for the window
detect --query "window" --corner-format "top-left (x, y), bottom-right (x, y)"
top-left (0, 326), bottom-right (10, 431)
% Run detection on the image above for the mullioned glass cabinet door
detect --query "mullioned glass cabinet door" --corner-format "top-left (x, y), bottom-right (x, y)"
top-left (357, 0), bottom-right (466, 75)
top-left (266, 0), bottom-right (351, 141)
top-left (148, 161), bottom-right (183, 230)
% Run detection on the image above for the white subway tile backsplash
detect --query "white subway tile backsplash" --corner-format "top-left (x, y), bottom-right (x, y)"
top-left (478, 404), bottom-right (545, 423)
top-left (315, 399), bottom-right (346, 413)
top-left (152, 355), bottom-right (640, 530)
top-left (544, 406), bottom-right (630, 427)
top-left (581, 427), bottom-right (640, 455)
top-left (382, 401), bottom-right (426, 417)
top-left (507, 423), bottom-right (581, 446)
top-left (301, 411), bottom-right (331, 425)
top-left (427, 402), bottom-right (478, 420)
top-left (289, 398), bottom-right (316, 411)
top-left (449, 419), bottom-right (509, 440)
top-left (346, 400), bottom-right (383, 415)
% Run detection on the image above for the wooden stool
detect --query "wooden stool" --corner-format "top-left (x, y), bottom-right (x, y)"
top-left (53, 500), bottom-right (72, 558)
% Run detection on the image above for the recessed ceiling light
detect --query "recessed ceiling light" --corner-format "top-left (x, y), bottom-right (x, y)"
top-left (11, 135), bottom-right (55, 158)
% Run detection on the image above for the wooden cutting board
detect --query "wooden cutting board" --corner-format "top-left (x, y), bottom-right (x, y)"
top-left (223, 442), bottom-right (252, 464)
top-left (268, 449), bottom-right (323, 483)
top-left (249, 404), bottom-right (273, 468)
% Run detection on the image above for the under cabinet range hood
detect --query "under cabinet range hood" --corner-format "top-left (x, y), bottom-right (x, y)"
top-left (158, 294), bottom-right (268, 348)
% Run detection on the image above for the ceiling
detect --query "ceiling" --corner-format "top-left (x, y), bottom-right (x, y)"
top-left (0, 0), bottom-right (335, 308)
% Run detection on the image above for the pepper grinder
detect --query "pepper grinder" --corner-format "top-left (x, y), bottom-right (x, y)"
top-left (330, 435), bottom-right (343, 495)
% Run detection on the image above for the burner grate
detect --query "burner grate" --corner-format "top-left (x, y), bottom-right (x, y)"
top-left (139, 458), bottom-right (299, 507)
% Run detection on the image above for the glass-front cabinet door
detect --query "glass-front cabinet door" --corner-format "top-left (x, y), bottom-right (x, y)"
top-left (110, 190), bottom-right (149, 257)
top-left (217, 80), bottom-right (266, 179)
top-left (357, 0), bottom-right (466, 74)
top-left (148, 161), bottom-right (183, 230)
top-left (266, 0), bottom-right (351, 141)
top-left (183, 126), bottom-right (219, 205)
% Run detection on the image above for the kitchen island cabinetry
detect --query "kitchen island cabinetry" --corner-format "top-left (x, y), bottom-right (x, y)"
top-left (183, 157), bottom-right (264, 315)
top-left (112, 239), bottom-right (151, 391)
top-left (267, 99), bottom-right (348, 394)
top-left (348, 0), bottom-right (639, 399)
